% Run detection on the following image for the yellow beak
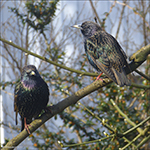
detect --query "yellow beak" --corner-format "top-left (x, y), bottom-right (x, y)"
top-left (30, 71), bottom-right (35, 76)
top-left (72, 24), bottom-right (82, 29)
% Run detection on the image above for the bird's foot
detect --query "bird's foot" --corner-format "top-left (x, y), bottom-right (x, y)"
top-left (45, 106), bottom-right (53, 114)
top-left (95, 72), bottom-right (103, 81)
top-left (96, 77), bottom-right (103, 81)
top-left (25, 123), bottom-right (31, 134)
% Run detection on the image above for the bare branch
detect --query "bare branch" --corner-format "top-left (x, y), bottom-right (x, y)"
top-left (2, 42), bottom-right (21, 71)
top-left (135, 69), bottom-right (150, 81)
top-left (2, 43), bottom-right (150, 149)
top-left (2, 77), bottom-right (111, 149)
top-left (115, 1), bottom-right (150, 29)
top-left (115, 0), bottom-right (127, 39)
top-left (1, 38), bottom-right (150, 78)
top-left (89, 0), bottom-right (102, 25)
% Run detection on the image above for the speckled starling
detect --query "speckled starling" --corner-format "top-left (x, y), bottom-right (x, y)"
top-left (14, 65), bottom-right (49, 134)
top-left (73, 21), bottom-right (130, 86)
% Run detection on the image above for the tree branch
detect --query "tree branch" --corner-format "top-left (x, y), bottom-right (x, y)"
top-left (89, 0), bottom-right (102, 25)
top-left (78, 102), bottom-right (115, 133)
top-left (136, 135), bottom-right (150, 149)
top-left (2, 42), bottom-right (21, 71)
top-left (2, 78), bottom-right (110, 150)
top-left (0, 37), bottom-right (98, 77)
top-left (125, 44), bottom-right (150, 74)
top-left (135, 69), bottom-right (150, 81)
top-left (115, 1), bottom-right (150, 29)
top-left (115, 0), bottom-right (127, 39)
top-left (120, 134), bottom-right (141, 150)
top-left (129, 44), bottom-right (150, 63)
top-left (0, 37), bottom-right (150, 77)
top-left (60, 135), bottom-right (113, 148)
top-left (131, 83), bottom-right (150, 89)
top-left (0, 39), bottom-right (150, 149)
top-left (110, 99), bottom-right (143, 134)
top-left (123, 116), bottom-right (150, 137)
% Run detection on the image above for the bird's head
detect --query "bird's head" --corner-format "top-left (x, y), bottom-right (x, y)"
top-left (21, 65), bottom-right (41, 89)
top-left (21, 65), bottom-right (40, 81)
top-left (72, 21), bottom-right (102, 38)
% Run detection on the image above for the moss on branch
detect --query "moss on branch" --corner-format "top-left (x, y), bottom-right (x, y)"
top-left (0, 38), bottom-right (150, 149)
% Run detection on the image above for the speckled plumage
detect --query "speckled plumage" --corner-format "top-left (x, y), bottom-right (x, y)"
top-left (14, 65), bottom-right (49, 134)
top-left (73, 21), bottom-right (130, 86)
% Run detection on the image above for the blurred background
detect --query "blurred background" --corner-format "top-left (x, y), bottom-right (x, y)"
top-left (0, 0), bottom-right (150, 149)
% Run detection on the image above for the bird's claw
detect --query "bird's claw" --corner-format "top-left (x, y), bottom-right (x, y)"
top-left (25, 124), bottom-right (32, 134)
top-left (45, 106), bottom-right (52, 114)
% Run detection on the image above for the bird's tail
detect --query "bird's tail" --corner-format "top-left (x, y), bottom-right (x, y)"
top-left (94, 59), bottom-right (130, 86)
top-left (112, 68), bottom-right (130, 87)
top-left (21, 118), bottom-right (24, 131)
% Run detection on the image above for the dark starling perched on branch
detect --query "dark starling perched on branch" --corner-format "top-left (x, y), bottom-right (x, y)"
top-left (14, 65), bottom-right (49, 134)
top-left (72, 21), bottom-right (130, 86)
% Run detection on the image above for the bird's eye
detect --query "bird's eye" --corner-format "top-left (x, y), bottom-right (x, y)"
top-left (26, 70), bottom-right (31, 74)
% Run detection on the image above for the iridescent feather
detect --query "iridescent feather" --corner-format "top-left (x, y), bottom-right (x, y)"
top-left (73, 21), bottom-right (130, 86)
top-left (14, 65), bottom-right (49, 134)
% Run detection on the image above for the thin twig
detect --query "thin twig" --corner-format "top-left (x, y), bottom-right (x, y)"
top-left (0, 38), bottom-right (150, 78)
top-left (115, 1), bottom-right (150, 29)
top-left (135, 69), bottom-right (150, 81)
top-left (110, 99), bottom-right (143, 134)
top-left (78, 102), bottom-right (115, 133)
top-left (136, 135), bottom-right (150, 149)
top-left (120, 134), bottom-right (141, 150)
top-left (2, 78), bottom-right (112, 150)
top-left (131, 83), bottom-right (150, 89)
top-left (115, 0), bottom-right (127, 39)
top-left (123, 116), bottom-right (150, 137)
top-left (60, 135), bottom-right (113, 148)
top-left (2, 42), bottom-right (21, 70)
top-left (0, 37), bottom-right (98, 77)
top-left (89, 0), bottom-right (102, 25)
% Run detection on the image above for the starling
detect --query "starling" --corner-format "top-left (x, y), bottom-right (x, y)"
top-left (14, 65), bottom-right (49, 134)
top-left (73, 21), bottom-right (130, 86)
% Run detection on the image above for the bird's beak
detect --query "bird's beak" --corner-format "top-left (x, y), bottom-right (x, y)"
top-left (72, 24), bottom-right (82, 30)
top-left (30, 71), bottom-right (35, 76)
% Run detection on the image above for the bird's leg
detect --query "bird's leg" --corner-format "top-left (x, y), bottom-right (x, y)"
top-left (96, 72), bottom-right (103, 81)
top-left (45, 106), bottom-right (53, 114)
top-left (24, 118), bottom-right (31, 134)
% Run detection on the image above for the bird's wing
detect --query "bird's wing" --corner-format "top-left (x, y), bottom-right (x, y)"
top-left (14, 82), bottom-right (20, 125)
top-left (86, 49), bottom-right (117, 83)
top-left (86, 31), bottom-right (128, 73)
